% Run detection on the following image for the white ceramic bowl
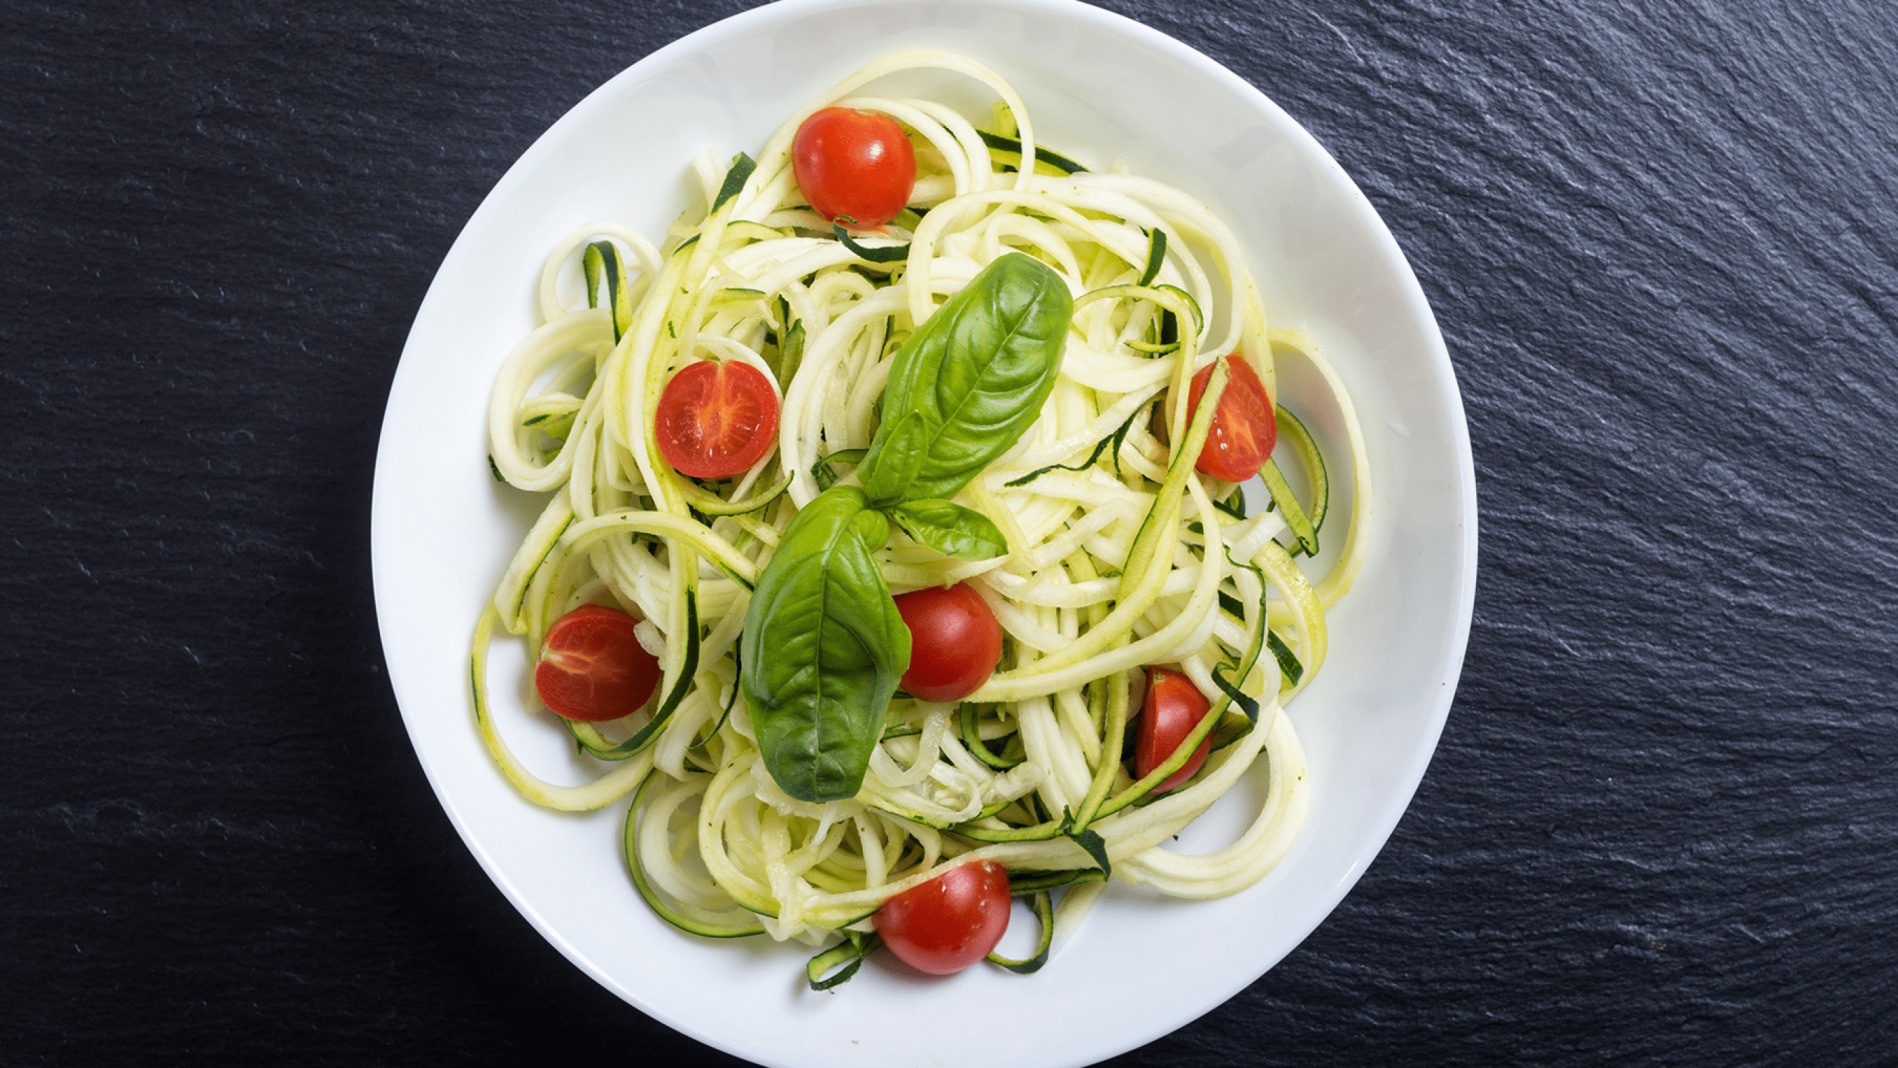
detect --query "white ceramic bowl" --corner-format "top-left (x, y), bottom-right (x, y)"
top-left (372, 0), bottom-right (1476, 1064)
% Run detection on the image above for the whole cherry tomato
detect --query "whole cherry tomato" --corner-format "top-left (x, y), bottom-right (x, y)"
top-left (1185, 354), bottom-right (1276, 483)
top-left (792, 107), bottom-right (916, 229)
top-left (1133, 666), bottom-right (1212, 793)
top-left (873, 861), bottom-right (1012, 975)
top-left (654, 360), bottom-right (780, 480)
top-left (534, 604), bottom-right (662, 722)
top-left (893, 582), bottom-right (1003, 702)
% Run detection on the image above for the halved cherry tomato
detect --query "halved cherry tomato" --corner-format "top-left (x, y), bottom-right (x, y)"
top-left (873, 861), bottom-right (1011, 975)
top-left (792, 107), bottom-right (916, 229)
top-left (654, 360), bottom-right (780, 480)
top-left (1133, 666), bottom-right (1212, 793)
top-left (533, 604), bottom-right (662, 722)
top-left (1185, 354), bottom-right (1276, 483)
top-left (893, 582), bottom-right (1003, 702)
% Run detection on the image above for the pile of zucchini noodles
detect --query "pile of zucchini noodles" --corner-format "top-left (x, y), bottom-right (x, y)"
top-left (471, 50), bottom-right (1370, 979)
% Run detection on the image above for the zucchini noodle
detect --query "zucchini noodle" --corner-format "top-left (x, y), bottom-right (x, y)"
top-left (472, 50), bottom-right (1371, 969)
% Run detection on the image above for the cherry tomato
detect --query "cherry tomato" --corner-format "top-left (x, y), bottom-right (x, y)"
top-left (893, 582), bottom-right (1003, 702)
top-left (792, 107), bottom-right (916, 229)
top-left (873, 861), bottom-right (1011, 975)
top-left (1133, 666), bottom-right (1212, 793)
top-left (1185, 354), bottom-right (1277, 483)
top-left (533, 604), bottom-right (662, 722)
top-left (654, 360), bottom-right (780, 480)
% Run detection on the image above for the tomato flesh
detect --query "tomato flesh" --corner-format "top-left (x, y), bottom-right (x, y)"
top-left (533, 604), bottom-right (662, 722)
top-left (893, 582), bottom-right (1003, 702)
top-left (792, 107), bottom-right (916, 230)
top-left (1134, 667), bottom-right (1212, 793)
top-left (654, 360), bottom-right (780, 480)
top-left (873, 861), bottom-right (1011, 975)
top-left (1185, 354), bottom-right (1276, 483)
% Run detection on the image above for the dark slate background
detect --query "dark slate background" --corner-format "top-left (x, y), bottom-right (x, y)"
top-left (4, 0), bottom-right (1895, 1063)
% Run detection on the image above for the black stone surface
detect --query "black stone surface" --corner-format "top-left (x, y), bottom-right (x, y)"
top-left (4, 0), bottom-right (1895, 1064)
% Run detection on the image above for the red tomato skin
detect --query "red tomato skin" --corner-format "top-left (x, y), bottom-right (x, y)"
top-left (893, 583), bottom-right (1003, 702)
top-left (533, 604), bottom-right (662, 722)
top-left (1185, 354), bottom-right (1277, 483)
top-left (873, 861), bottom-right (1012, 975)
top-left (654, 360), bottom-right (780, 480)
top-left (1134, 667), bottom-right (1212, 793)
top-left (792, 107), bottom-right (916, 229)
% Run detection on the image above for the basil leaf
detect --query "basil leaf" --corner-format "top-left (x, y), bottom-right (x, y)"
top-left (740, 486), bottom-right (911, 802)
top-left (848, 505), bottom-right (890, 548)
top-left (887, 499), bottom-right (1007, 560)
top-left (864, 412), bottom-right (929, 494)
top-left (858, 253), bottom-right (1072, 504)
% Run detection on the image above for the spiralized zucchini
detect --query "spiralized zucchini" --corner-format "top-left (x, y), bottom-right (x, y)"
top-left (472, 49), bottom-right (1370, 969)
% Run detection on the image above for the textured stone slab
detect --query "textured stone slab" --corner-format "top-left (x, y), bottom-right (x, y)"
top-left (2, 0), bottom-right (1894, 1064)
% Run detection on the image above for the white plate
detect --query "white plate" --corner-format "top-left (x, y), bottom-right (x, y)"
top-left (372, 0), bottom-right (1476, 1064)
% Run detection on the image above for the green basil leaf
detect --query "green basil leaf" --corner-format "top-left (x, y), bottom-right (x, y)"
top-left (849, 506), bottom-right (890, 547)
top-left (740, 486), bottom-right (911, 802)
top-left (865, 412), bottom-right (929, 494)
top-left (858, 253), bottom-right (1072, 504)
top-left (887, 499), bottom-right (1008, 560)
